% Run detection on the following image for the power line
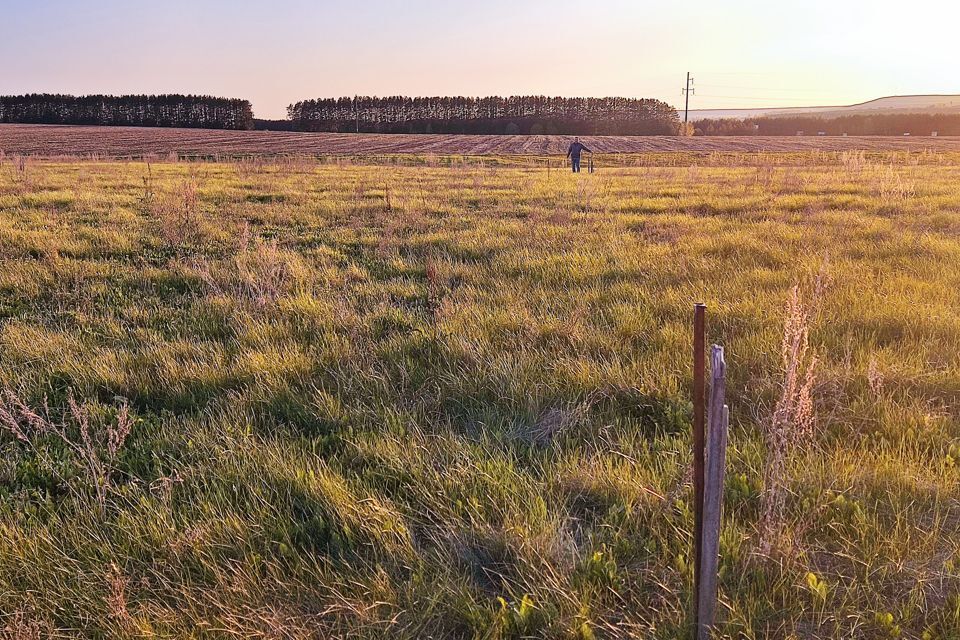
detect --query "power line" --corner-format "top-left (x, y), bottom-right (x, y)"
top-left (694, 94), bottom-right (832, 103)
top-left (696, 84), bottom-right (816, 94)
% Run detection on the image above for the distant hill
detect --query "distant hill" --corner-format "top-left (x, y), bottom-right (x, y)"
top-left (688, 94), bottom-right (960, 122)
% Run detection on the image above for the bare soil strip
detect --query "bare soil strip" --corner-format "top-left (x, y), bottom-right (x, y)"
top-left (3, 123), bottom-right (960, 157)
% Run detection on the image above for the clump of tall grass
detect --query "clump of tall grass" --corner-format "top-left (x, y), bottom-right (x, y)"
top-left (196, 225), bottom-right (306, 306)
top-left (4, 154), bottom-right (33, 193)
top-left (517, 396), bottom-right (595, 446)
top-left (234, 238), bottom-right (303, 305)
top-left (838, 150), bottom-right (867, 173)
top-left (873, 165), bottom-right (916, 201)
top-left (779, 171), bottom-right (805, 194)
top-left (235, 155), bottom-right (268, 178)
top-left (152, 179), bottom-right (208, 246)
top-left (754, 159), bottom-right (776, 187)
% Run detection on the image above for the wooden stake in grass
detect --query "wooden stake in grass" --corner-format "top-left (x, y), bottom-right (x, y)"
top-left (698, 345), bottom-right (729, 640)
top-left (692, 303), bottom-right (707, 634)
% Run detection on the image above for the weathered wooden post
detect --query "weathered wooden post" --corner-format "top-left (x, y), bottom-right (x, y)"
top-left (692, 304), bottom-right (707, 632)
top-left (698, 345), bottom-right (729, 640)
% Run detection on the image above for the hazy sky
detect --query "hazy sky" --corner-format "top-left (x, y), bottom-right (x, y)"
top-left (2, 0), bottom-right (958, 119)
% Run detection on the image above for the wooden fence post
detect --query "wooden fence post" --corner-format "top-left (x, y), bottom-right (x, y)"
top-left (698, 345), bottom-right (729, 640)
top-left (692, 304), bottom-right (707, 634)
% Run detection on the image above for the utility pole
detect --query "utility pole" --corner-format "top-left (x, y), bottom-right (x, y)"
top-left (683, 72), bottom-right (695, 124)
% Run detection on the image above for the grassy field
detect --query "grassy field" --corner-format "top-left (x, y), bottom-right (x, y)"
top-left (4, 124), bottom-right (960, 158)
top-left (0, 152), bottom-right (958, 638)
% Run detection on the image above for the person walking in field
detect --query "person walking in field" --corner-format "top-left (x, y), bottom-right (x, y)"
top-left (566, 137), bottom-right (592, 173)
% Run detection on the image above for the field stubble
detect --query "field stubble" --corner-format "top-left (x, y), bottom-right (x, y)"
top-left (0, 152), bottom-right (957, 638)
top-left (6, 123), bottom-right (960, 159)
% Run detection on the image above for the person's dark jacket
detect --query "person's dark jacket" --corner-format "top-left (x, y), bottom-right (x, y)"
top-left (566, 141), bottom-right (592, 159)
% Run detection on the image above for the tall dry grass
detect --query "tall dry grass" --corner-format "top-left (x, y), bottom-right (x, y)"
top-left (759, 280), bottom-right (822, 557)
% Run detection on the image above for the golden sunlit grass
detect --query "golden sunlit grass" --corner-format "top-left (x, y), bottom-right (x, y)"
top-left (0, 154), bottom-right (958, 638)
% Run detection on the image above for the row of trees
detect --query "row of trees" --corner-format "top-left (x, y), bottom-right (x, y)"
top-left (695, 112), bottom-right (960, 136)
top-left (287, 96), bottom-right (681, 135)
top-left (0, 94), bottom-right (254, 130)
top-left (7, 92), bottom-right (958, 137)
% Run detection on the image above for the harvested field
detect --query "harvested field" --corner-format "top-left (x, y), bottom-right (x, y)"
top-left (3, 123), bottom-right (960, 158)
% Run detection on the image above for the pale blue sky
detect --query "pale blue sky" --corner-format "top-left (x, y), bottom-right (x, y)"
top-left (2, 0), bottom-right (957, 119)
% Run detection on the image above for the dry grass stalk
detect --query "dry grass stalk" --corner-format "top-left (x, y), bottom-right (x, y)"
top-left (106, 562), bottom-right (133, 627)
top-left (235, 155), bottom-right (268, 178)
top-left (759, 276), bottom-right (825, 556)
top-left (6, 155), bottom-right (33, 193)
top-left (153, 179), bottom-right (205, 246)
top-left (874, 165), bottom-right (916, 201)
top-left (195, 229), bottom-right (301, 307)
top-left (140, 162), bottom-right (155, 206)
top-left (0, 389), bottom-right (133, 507)
top-left (839, 150), bottom-right (867, 173)
top-left (1, 605), bottom-right (49, 640)
top-left (234, 235), bottom-right (301, 306)
top-left (527, 406), bottom-right (584, 446)
top-left (520, 394), bottom-right (598, 446)
top-left (867, 356), bottom-right (885, 396)
top-left (754, 161), bottom-right (775, 187)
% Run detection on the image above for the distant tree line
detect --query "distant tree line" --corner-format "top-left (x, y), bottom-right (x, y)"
top-left (0, 94), bottom-right (254, 130)
top-left (287, 96), bottom-right (680, 135)
top-left (11, 92), bottom-right (957, 137)
top-left (695, 112), bottom-right (960, 136)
